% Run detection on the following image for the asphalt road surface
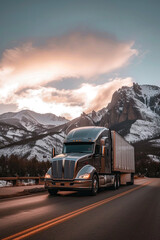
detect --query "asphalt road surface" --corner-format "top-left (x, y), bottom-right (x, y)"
top-left (0, 178), bottom-right (159, 240)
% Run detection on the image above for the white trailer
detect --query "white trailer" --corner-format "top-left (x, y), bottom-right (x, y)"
top-left (111, 131), bottom-right (135, 185)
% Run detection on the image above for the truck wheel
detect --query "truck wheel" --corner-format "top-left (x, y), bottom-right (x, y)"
top-left (112, 177), bottom-right (117, 190)
top-left (90, 175), bottom-right (99, 196)
top-left (127, 173), bottom-right (134, 185)
top-left (116, 175), bottom-right (120, 189)
top-left (130, 173), bottom-right (134, 185)
top-left (48, 189), bottom-right (58, 196)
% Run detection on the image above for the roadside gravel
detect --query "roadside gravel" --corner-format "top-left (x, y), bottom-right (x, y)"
top-left (0, 185), bottom-right (46, 199)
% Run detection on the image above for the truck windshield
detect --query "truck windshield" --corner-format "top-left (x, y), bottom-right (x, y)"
top-left (63, 143), bottom-right (94, 154)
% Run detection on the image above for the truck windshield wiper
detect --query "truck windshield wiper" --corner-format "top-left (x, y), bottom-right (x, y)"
top-left (79, 152), bottom-right (91, 153)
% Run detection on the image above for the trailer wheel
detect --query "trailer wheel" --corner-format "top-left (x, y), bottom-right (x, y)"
top-left (90, 174), bottom-right (99, 196)
top-left (127, 173), bottom-right (134, 185)
top-left (130, 173), bottom-right (134, 185)
top-left (48, 189), bottom-right (58, 196)
top-left (116, 175), bottom-right (120, 189)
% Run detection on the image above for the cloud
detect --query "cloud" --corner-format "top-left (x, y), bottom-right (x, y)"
top-left (84, 78), bottom-right (133, 113)
top-left (9, 78), bottom-right (133, 119)
top-left (0, 31), bottom-right (138, 103)
top-left (0, 31), bottom-right (137, 118)
top-left (15, 88), bottom-right (83, 119)
top-left (0, 103), bottom-right (17, 114)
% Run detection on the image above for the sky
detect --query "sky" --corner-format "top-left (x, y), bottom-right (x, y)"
top-left (0, 0), bottom-right (160, 119)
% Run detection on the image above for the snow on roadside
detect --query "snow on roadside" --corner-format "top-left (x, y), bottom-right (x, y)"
top-left (0, 180), bottom-right (13, 187)
top-left (0, 180), bottom-right (37, 188)
top-left (21, 180), bottom-right (35, 185)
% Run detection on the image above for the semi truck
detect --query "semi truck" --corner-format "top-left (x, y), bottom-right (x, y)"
top-left (45, 126), bottom-right (135, 196)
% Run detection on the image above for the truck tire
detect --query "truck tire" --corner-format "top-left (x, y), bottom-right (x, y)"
top-left (127, 173), bottom-right (134, 185)
top-left (48, 189), bottom-right (58, 196)
top-left (130, 173), bottom-right (134, 185)
top-left (112, 176), bottom-right (117, 190)
top-left (90, 174), bottom-right (99, 196)
top-left (116, 175), bottom-right (120, 189)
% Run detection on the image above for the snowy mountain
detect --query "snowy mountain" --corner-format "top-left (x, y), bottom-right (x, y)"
top-left (0, 110), bottom-right (68, 132)
top-left (62, 83), bottom-right (160, 164)
top-left (0, 110), bottom-right (69, 159)
top-left (0, 83), bottom-right (159, 162)
top-left (88, 83), bottom-right (160, 142)
top-left (0, 132), bottom-right (66, 162)
top-left (91, 83), bottom-right (160, 164)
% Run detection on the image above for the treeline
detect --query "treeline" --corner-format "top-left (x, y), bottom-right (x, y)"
top-left (134, 138), bottom-right (160, 177)
top-left (135, 152), bottom-right (160, 177)
top-left (0, 155), bottom-right (51, 177)
top-left (0, 153), bottom-right (159, 177)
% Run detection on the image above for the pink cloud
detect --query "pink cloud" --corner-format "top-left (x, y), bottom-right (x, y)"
top-left (0, 31), bottom-right (137, 101)
top-left (11, 78), bottom-right (133, 119)
top-left (0, 31), bottom-right (137, 117)
top-left (84, 78), bottom-right (133, 113)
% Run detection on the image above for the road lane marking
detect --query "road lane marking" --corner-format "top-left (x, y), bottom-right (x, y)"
top-left (2, 180), bottom-right (153, 240)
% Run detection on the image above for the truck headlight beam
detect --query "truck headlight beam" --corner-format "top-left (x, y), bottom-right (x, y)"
top-left (45, 173), bottom-right (51, 179)
top-left (78, 173), bottom-right (90, 179)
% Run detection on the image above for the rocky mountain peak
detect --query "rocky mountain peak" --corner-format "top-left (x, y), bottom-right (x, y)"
top-left (98, 83), bottom-right (160, 127)
top-left (133, 82), bottom-right (142, 95)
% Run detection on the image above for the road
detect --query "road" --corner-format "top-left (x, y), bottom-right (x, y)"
top-left (0, 178), bottom-right (159, 240)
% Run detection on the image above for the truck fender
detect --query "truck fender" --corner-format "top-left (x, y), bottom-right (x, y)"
top-left (75, 164), bottom-right (97, 179)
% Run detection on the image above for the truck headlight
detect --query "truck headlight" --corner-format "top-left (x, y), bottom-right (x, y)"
top-left (45, 167), bottom-right (52, 179)
top-left (45, 173), bottom-right (51, 179)
top-left (78, 173), bottom-right (90, 179)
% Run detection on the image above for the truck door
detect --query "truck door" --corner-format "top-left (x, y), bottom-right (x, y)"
top-left (94, 144), bottom-right (101, 172)
top-left (101, 142), bottom-right (112, 174)
top-left (105, 146), bottom-right (111, 174)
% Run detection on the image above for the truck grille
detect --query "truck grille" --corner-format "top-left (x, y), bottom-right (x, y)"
top-left (52, 160), bottom-right (62, 178)
top-left (64, 160), bottom-right (75, 179)
top-left (52, 160), bottom-right (75, 179)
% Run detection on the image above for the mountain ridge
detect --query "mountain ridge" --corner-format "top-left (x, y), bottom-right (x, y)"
top-left (0, 83), bottom-right (160, 162)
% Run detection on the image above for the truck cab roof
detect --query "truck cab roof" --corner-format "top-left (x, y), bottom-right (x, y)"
top-left (65, 126), bottom-right (108, 143)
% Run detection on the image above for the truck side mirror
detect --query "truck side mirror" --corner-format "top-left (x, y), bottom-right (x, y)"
top-left (100, 137), bottom-right (108, 146)
top-left (52, 147), bottom-right (56, 158)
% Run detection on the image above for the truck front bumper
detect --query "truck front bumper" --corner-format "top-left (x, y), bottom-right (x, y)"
top-left (45, 179), bottom-right (92, 191)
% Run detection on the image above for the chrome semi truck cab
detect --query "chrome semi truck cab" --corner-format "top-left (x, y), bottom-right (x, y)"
top-left (45, 126), bottom-right (135, 196)
top-left (45, 126), bottom-right (115, 195)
